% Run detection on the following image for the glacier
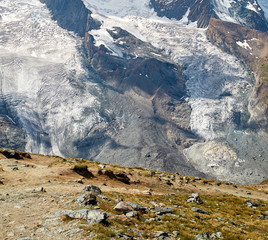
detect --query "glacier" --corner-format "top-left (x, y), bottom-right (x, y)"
top-left (0, 0), bottom-right (104, 155)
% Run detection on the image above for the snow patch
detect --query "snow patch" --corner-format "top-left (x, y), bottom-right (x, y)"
top-left (236, 40), bottom-right (252, 50)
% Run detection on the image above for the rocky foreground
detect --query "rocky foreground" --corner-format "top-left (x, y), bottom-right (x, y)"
top-left (0, 149), bottom-right (268, 240)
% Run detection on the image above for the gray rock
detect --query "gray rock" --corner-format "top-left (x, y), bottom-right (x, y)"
top-left (258, 215), bottom-right (267, 220)
top-left (154, 207), bottom-right (174, 215)
top-left (154, 230), bottom-right (169, 238)
top-left (118, 232), bottom-right (134, 239)
top-left (192, 207), bottom-right (210, 215)
top-left (246, 199), bottom-right (264, 208)
top-left (65, 229), bottom-right (82, 236)
top-left (115, 173), bottom-right (130, 184)
top-left (187, 193), bottom-right (203, 204)
top-left (210, 231), bottom-right (223, 239)
top-left (58, 209), bottom-right (107, 224)
top-left (126, 211), bottom-right (138, 217)
top-left (1, 149), bottom-right (22, 160)
top-left (76, 179), bottom-right (83, 184)
top-left (83, 185), bottom-right (102, 195)
top-left (195, 232), bottom-right (210, 240)
top-left (114, 201), bottom-right (134, 213)
top-left (126, 201), bottom-right (146, 211)
top-left (76, 193), bottom-right (97, 205)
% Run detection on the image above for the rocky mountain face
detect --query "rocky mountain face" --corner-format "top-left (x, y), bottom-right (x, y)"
top-left (207, 17), bottom-right (268, 130)
top-left (150, 0), bottom-right (268, 31)
top-left (0, 0), bottom-right (267, 184)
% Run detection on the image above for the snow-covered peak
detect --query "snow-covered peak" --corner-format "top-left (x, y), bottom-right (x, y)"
top-left (82, 0), bottom-right (155, 18)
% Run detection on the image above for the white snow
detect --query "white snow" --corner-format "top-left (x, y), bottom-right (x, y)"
top-left (211, 0), bottom-right (237, 23)
top-left (246, 2), bottom-right (259, 13)
top-left (82, 0), bottom-right (155, 18)
top-left (236, 40), bottom-right (252, 50)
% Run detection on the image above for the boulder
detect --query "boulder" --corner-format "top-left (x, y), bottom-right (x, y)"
top-left (1, 149), bottom-right (22, 160)
top-left (192, 207), bottom-right (210, 215)
top-left (59, 209), bottom-right (107, 224)
top-left (126, 201), bottom-right (146, 211)
top-left (195, 232), bottom-right (210, 240)
top-left (114, 201), bottom-right (135, 214)
top-left (153, 207), bottom-right (174, 215)
top-left (76, 193), bottom-right (97, 205)
top-left (187, 193), bottom-right (203, 204)
top-left (154, 231), bottom-right (169, 239)
top-left (115, 173), bottom-right (130, 184)
top-left (83, 185), bottom-right (102, 195)
top-left (246, 199), bottom-right (264, 208)
top-left (126, 211), bottom-right (138, 217)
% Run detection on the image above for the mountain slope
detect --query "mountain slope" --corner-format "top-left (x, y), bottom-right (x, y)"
top-left (0, 0), bottom-right (267, 184)
top-left (0, 150), bottom-right (268, 239)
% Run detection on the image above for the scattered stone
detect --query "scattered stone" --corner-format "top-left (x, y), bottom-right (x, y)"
top-left (126, 211), bottom-right (138, 217)
top-left (145, 217), bottom-right (161, 222)
top-left (149, 170), bottom-right (155, 177)
top-left (20, 152), bottom-right (31, 159)
top-left (65, 229), bottom-right (82, 236)
top-left (192, 207), bottom-right (210, 215)
top-left (210, 231), bottom-right (223, 239)
top-left (115, 173), bottom-right (130, 184)
top-left (83, 185), bottom-right (102, 195)
top-left (172, 231), bottom-right (180, 237)
top-left (154, 207), bottom-right (174, 215)
top-left (246, 199), bottom-right (264, 208)
top-left (187, 193), bottom-right (203, 204)
top-left (98, 164), bottom-right (106, 169)
top-left (114, 201), bottom-right (135, 214)
top-left (154, 230), bottom-right (169, 239)
top-left (258, 215), bottom-right (267, 220)
top-left (76, 193), bottom-right (97, 205)
top-left (126, 201), bottom-right (146, 212)
top-left (40, 187), bottom-right (46, 192)
top-left (118, 232), bottom-right (134, 239)
top-left (76, 179), bottom-right (83, 184)
top-left (12, 167), bottom-right (19, 171)
top-left (58, 209), bottom-right (107, 224)
top-left (195, 232), bottom-right (210, 240)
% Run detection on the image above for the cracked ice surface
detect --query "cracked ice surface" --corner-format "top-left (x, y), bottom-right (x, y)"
top-left (0, 0), bottom-right (103, 155)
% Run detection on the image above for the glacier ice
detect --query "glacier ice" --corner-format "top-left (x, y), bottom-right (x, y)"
top-left (0, 0), bottom-right (104, 155)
